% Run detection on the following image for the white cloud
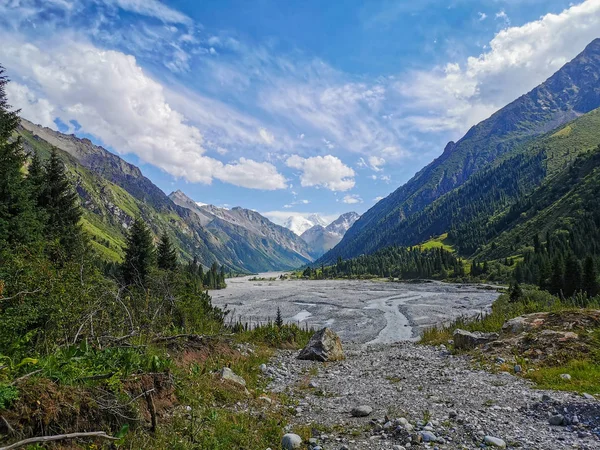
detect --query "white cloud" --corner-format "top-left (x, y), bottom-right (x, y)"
top-left (398, 0), bottom-right (600, 135)
top-left (259, 127), bottom-right (275, 145)
top-left (342, 194), bottom-right (363, 204)
top-left (286, 155), bottom-right (355, 191)
top-left (368, 156), bottom-right (385, 172)
top-left (103, 0), bottom-right (191, 24)
top-left (5, 82), bottom-right (55, 128)
top-left (478, 12), bottom-right (487, 21)
top-left (374, 196), bottom-right (384, 202)
top-left (495, 10), bottom-right (510, 26)
top-left (216, 158), bottom-right (287, 190)
top-left (1, 36), bottom-right (286, 190)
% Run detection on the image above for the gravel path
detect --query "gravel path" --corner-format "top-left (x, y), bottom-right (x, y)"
top-left (265, 342), bottom-right (600, 450)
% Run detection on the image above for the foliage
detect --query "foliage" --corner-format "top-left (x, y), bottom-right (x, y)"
top-left (157, 231), bottom-right (178, 271)
top-left (122, 217), bottom-right (155, 286)
top-left (304, 246), bottom-right (463, 280)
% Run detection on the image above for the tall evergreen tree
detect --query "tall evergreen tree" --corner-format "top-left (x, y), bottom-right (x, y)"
top-left (157, 231), bottom-right (178, 271)
top-left (583, 256), bottom-right (599, 298)
top-left (122, 218), bottom-right (155, 286)
top-left (0, 67), bottom-right (40, 247)
top-left (564, 253), bottom-right (583, 298)
top-left (40, 149), bottom-right (82, 255)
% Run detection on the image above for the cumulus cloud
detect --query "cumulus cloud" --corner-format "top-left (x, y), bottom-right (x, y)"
top-left (1, 36), bottom-right (286, 190)
top-left (286, 155), bottom-right (355, 191)
top-left (5, 82), bottom-right (56, 128)
top-left (368, 156), bottom-right (385, 171)
top-left (342, 194), bottom-right (363, 204)
top-left (397, 0), bottom-right (600, 135)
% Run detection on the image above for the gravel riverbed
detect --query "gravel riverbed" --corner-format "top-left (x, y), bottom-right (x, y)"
top-left (265, 343), bottom-right (600, 450)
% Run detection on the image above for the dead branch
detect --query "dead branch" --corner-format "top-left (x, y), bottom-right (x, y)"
top-left (0, 289), bottom-right (41, 302)
top-left (0, 431), bottom-right (119, 450)
top-left (0, 416), bottom-right (16, 436)
top-left (10, 369), bottom-right (42, 386)
top-left (145, 391), bottom-right (157, 432)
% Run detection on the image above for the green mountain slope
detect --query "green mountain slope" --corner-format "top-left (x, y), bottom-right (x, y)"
top-left (318, 38), bottom-right (600, 265)
top-left (18, 120), bottom-right (314, 272)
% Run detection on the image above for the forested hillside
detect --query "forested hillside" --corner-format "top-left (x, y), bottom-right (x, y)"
top-left (19, 120), bottom-right (315, 273)
top-left (318, 38), bottom-right (600, 265)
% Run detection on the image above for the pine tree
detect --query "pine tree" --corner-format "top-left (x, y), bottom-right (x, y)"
top-left (275, 307), bottom-right (283, 328)
top-left (157, 231), bottom-right (177, 271)
top-left (27, 151), bottom-right (45, 204)
top-left (583, 256), bottom-right (599, 298)
top-left (564, 253), bottom-right (583, 298)
top-left (122, 218), bottom-right (155, 286)
top-left (0, 67), bottom-right (40, 246)
top-left (509, 281), bottom-right (523, 303)
top-left (40, 149), bottom-right (82, 254)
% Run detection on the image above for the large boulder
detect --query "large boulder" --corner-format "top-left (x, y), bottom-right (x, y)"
top-left (297, 327), bottom-right (344, 362)
top-left (453, 329), bottom-right (498, 350)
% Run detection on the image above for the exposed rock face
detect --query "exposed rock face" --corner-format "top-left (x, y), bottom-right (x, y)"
top-left (297, 327), bottom-right (344, 362)
top-left (301, 212), bottom-right (360, 256)
top-left (453, 329), bottom-right (499, 350)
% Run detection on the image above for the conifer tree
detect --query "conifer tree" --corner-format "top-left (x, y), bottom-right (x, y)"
top-left (40, 149), bottom-right (82, 254)
top-left (157, 231), bottom-right (177, 271)
top-left (583, 256), bottom-right (599, 298)
top-left (275, 307), bottom-right (283, 328)
top-left (564, 253), bottom-right (583, 298)
top-left (0, 67), bottom-right (40, 246)
top-left (122, 217), bottom-right (155, 286)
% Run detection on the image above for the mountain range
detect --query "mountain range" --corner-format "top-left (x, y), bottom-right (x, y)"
top-left (317, 38), bottom-right (600, 265)
top-left (17, 119), bottom-right (359, 272)
top-left (300, 212), bottom-right (360, 257)
top-left (283, 214), bottom-right (330, 236)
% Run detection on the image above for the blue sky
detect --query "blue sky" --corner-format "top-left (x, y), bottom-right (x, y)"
top-left (1, 0), bottom-right (599, 226)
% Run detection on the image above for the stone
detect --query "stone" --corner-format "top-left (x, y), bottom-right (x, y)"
top-left (514, 364), bottom-right (522, 373)
top-left (559, 373), bottom-right (572, 381)
top-left (420, 430), bottom-right (437, 442)
top-left (219, 367), bottom-right (246, 387)
top-left (297, 327), bottom-right (344, 362)
top-left (583, 392), bottom-right (594, 399)
top-left (350, 405), bottom-right (373, 417)
top-left (392, 446), bottom-right (406, 450)
top-left (549, 414), bottom-right (565, 426)
top-left (452, 329), bottom-right (499, 350)
top-left (309, 380), bottom-right (319, 388)
top-left (281, 433), bottom-right (303, 449)
top-left (484, 436), bottom-right (506, 448)
top-left (259, 363), bottom-right (268, 374)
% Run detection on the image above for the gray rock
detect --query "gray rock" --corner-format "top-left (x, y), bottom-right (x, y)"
top-left (297, 327), bottom-right (344, 362)
top-left (259, 363), bottom-right (268, 374)
top-left (420, 430), bottom-right (437, 442)
top-left (452, 329), bottom-right (499, 350)
top-left (549, 414), bottom-right (565, 426)
top-left (484, 436), bottom-right (506, 448)
top-left (514, 364), bottom-right (522, 373)
top-left (281, 433), bottom-right (303, 449)
top-left (559, 373), bottom-right (572, 381)
top-left (583, 392), bottom-right (595, 399)
top-left (219, 367), bottom-right (246, 387)
top-left (350, 405), bottom-right (373, 417)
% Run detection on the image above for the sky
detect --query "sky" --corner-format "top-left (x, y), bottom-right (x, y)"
top-left (1, 0), bottom-right (600, 226)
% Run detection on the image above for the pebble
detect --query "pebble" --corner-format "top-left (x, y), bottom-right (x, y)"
top-left (483, 436), bottom-right (507, 448)
top-left (351, 405), bottom-right (373, 417)
top-left (559, 373), bottom-right (572, 381)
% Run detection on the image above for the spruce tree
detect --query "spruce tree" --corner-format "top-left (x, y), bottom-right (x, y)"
top-left (122, 218), bottom-right (155, 286)
top-left (40, 149), bottom-right (82, 254)
top-left (275, 307), bottom-right (283, 328)
top-left (583, 256), bottom-right (599, 298)
top-left (157, 231), bottom-right (177, 271)
top-left (0, 67), bottom-right (40, 246)
top-left (564, 253), bottom-right (583, 298)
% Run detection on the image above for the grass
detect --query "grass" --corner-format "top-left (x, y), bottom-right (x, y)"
top-left (1, 324), bottom-right (314, 450)
top-left (525, 360), bottom-right (600, 394)
top-left (421, 287), bottom-right (600, 395)
top-left (419, 233), bottom-right (455, 252)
